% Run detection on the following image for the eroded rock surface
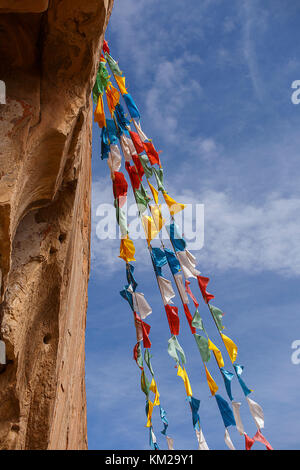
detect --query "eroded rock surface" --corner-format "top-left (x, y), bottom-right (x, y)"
top-left (0, 0), bottom-right (113, 450)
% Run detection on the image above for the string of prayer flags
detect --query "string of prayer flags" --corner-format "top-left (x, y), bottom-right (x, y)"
top-left (163, 192), bottom-right (186, 216)
top-left (197, 275), bottom-right (215, 303)
top-left (221, 334), bottom-right (238, 363)
top-left (119, 236), bottom-right (136, 263)
top-left (98, 40), bottom-right (272, 451)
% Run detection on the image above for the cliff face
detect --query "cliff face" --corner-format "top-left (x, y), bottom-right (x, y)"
top-left (0, 0), bottom-right (113, 450)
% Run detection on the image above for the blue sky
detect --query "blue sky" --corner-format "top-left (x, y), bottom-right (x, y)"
top-left (86, 0), bottom-right (300, 450)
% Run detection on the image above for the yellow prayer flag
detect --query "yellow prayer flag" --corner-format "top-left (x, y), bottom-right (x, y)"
top-left (221, 334), bottom-right (238, 363)
top-left (208, 339), bottom-right (225, 368)
top-left (148, 181), bottom-right (159, 204)
top-left (146, 400), bottom-right (154, 427)
top-left (149, 205), bottom-right (165, 232)
top-left (106, 82), bottom-right (120, 115)
top-left (119, 237), bottom-right (136, 263)
top-left (142, 215), bottom-right (159, 245)
top-left (204, 365), bottom-right (218, 396)
top-left (163, 192), bottom-right (186, 216)
top-left (94, 94), bottom-right (106, 128)
top-left (150, 378), bottom-right (160, 406)
top-left (115, 75), bottom-right (128, 95)
top-left (177, 365), bottom-right (193, 397)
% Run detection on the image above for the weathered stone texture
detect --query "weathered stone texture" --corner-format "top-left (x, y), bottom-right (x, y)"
top-left (0, 0), bottom-right (113, 449)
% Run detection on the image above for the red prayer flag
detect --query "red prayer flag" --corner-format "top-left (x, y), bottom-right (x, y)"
top-left (103, 39), bottom-right (110, 54)
top-left (253, 430), bottom-right (273, 450)
top-left (165, 305), bottom-right (180, 336)
top-left (129, 131), bottom-right (144, 154)
top-left (133, 342), bottom-right (143, 370)
top-left (185, 280), bottom-right (199, 308)
top-left (125, 161), bottom-right (141, 190)
top-left (132, 154), bottom-right (145, 179)
top-left (143, 141), bottom-right (161, 166)
top-left (141, 320), bottom-right (151, 349)
top-left (113, 171), bottom-right (128, 205)
top-left (244, 433), bottom-right (255, 450)
top-left (197, 275), bottom-right (215, 303)
top-left (183, 304), bottom-right (196, 334)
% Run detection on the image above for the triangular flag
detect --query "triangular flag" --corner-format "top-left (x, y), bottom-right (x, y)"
top-left (221, 334), bottom-right (238, 363)
top-left (115, 74), bottom-right (127, 94)
top-left (204, 365), bottom-right (218, 396)
top-left (94, 94), bottom-right (106, 128)
top-left (119, 237), bottom-right (136, 263)
top-left (208, 339), bottom-right (225, 368)
top-left (177, 365), bottom-right (193, 397)
top-left (163, 192), bottom-right (186, 216)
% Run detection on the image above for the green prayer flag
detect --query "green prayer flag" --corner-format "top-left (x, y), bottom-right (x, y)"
top-left (93, 62), bottom-right (110, 103)
top-left (153, 167), bottom-right (165, 192)
top-left (136, 343), bottom-right (144, 370)
top-left (144, 349), bottom-right (154, 376)
top-left (194, 334), bottom-right (211, 362)
top-left (209, 305), bottom-right (225, 332)
top-left (116, 203), bottom-right (128, 237)
top-left (135, 188), bottom-right (149, 213)
top-left (105, 52), bottom-right (123, 76)
top-left (167, 335), bottom-right (186, 365)
top-left (141, 370), bottom-right (151, 397)
top-left (191, 308), bottom-right (204, 330)
top-left (139, 154), bottom-right (153, 179)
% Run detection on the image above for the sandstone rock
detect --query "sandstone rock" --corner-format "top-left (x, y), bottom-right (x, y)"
top-left (0, 0), bottom-right (114, 450)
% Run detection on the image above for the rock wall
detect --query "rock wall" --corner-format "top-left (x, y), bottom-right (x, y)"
top-left (0, 0), bottom-right (113, 450)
